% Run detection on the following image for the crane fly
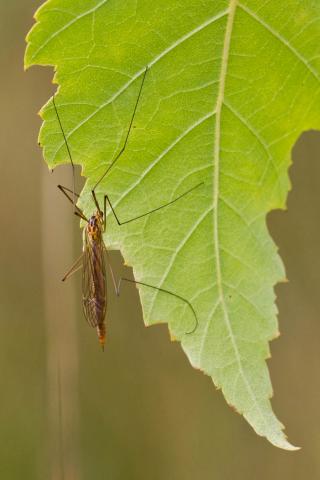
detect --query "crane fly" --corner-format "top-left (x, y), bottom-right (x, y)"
top-left (59, 188), bottom-right (108, 349)
top-left (53, 66), bottom-right (202, 350)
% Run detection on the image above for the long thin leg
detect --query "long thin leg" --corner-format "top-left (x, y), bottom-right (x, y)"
top-left (103, 194), bottom-right (107, 231)
top-left (57, 185), bottom-right (80, 199)
top-left (117, 278), bottom-right (198, 335)
top-left (58, 185), bottom-right (88, 222)
top-left (53, 96), bottom-right (76, 209)
top-left (91, 190), bottom-right (103, 216)
top-left (93, 67), bottom-right (149, 191)
top-left (62, 253), bottom-right (84, 282)
top-left (104, 248), bottom-right (120, 295)
top-left (104, 246), bottom-right (198, 334)
top-left (105, 181), bottom-right (204, 226)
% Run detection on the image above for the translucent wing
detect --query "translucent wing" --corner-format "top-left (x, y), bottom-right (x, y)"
top-left (82, 228), bottom-right (107, 328)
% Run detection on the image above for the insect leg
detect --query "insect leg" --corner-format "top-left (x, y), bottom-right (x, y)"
top-left (62, 253), bottom-right (84, 282)
top-left (103, 245), bottom-right (198, 333)
top-left (91, 190), bottom-right (103, 216)
top-left (117, 277), bottom-right (198, 335)
top-left (93, 66), bottom-right (149, 191)
top-left (57, 185), bottom-right (80, 199)
top-left (104, 248), bottom-right (120, 296)
top-left (104, 181), bottom-right (204, 226)
top-left (58, 185), bottom-right (88, 222)
top-left (53, 96), bottom-right (76, 210)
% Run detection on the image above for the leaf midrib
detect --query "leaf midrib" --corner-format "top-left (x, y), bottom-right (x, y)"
top-left (212, 3), bottom-right (318, 441)
top-left (212, 0), bottom-right (269, 426)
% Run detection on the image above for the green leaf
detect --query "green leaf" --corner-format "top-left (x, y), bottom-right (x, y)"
top-left (25, 0), bottom-right (320, 449)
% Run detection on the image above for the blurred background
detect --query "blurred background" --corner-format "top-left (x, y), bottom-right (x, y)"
top-left (1, 1), bottom-right (320, 479)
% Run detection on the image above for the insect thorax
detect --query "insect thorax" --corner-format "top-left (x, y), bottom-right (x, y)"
top-left (87, 213), bottom-right (103, 241)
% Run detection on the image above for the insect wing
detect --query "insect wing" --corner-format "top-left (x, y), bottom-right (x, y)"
top-left (82, 228), bottom-right (107, 328)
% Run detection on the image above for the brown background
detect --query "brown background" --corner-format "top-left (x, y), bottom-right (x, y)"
top-left (0, 1), bottom-right (320, 479)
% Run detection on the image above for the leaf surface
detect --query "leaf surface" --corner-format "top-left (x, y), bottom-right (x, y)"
top-left (25, 0), bottom-right (320, 449)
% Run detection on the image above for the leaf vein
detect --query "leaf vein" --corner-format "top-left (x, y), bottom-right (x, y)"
top-left (29, 0), bottom-right (108, 63)
top-left (111, 110), bottom-right (216, 209)
top-left (238, 2), bottom-right (320, 84)
top-left (52, 9), bottom-right (228, 161)
top-left (147, 207), bottom-right (213, 320)
top-left (198, 299), bottom-right (221, 365)
top-left (223, 100), bottom-right (278, 184)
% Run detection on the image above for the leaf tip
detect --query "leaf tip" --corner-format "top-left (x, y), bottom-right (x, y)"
top-left (275, 438), bottom-right (300, 451)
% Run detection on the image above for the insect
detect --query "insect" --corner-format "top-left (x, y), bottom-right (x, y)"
top-left (52, 67), bottom-right (202, 350)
